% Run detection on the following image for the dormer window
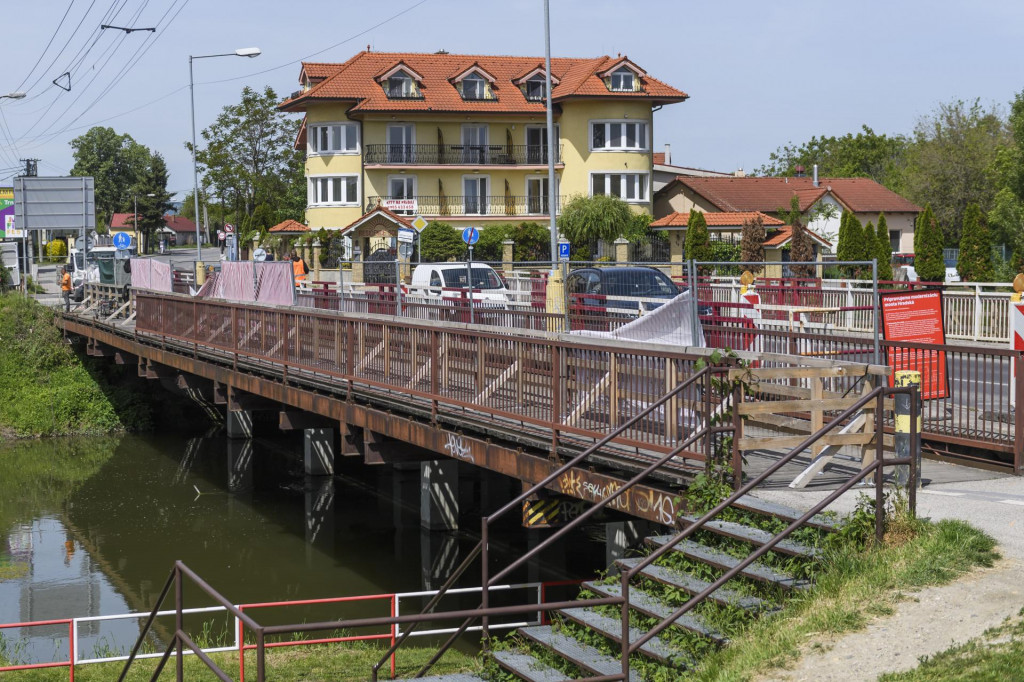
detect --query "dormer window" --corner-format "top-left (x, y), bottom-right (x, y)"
top-left (610, 67), bottom-right (635, 92)
top-left (462, 73), bottom-right (485, 100)
top-left (388, 71), bottom-right (413, 98)
top-left (525, 74), bottom-right (546, 101)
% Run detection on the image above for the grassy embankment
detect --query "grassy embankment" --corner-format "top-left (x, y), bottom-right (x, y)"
top-left (0, 294), bottom-right (152, 437)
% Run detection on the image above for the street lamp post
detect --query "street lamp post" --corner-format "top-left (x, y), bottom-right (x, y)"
top-left (189, 47), bottom-right (261, 262)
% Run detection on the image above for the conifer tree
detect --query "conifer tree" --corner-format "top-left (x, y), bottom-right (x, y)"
top-left (740, 214), bottom-right (766, 272)
top-left (957, 203), bottom-right (993, 282)
top-left (684, 209), bottom-right (712, 264)
top-left (835, 210), bottom-right (853, 263)
top-left (914, 205), bottom-right (946, 282)
top-left (875, 214), bottom-right (894, 280)
top-left (784, 196), bottom-right (815, 278)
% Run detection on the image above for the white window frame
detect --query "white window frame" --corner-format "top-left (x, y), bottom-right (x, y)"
top-left (525, 175), bottom-right (558, 215)
top-left (589, 120), bottom-right (649, 152)
top-left (308, 174), bottom-right (360, 207)
top-left (386, 174), bottom-right (418, 214)
top-left (307, 122), bottom-right (359, 156)
top-left (387, 71), bottom-right (414, 98)
top-left (589, 171), bottom-right (649, 204)
top-left (462, 74), bottom-right (486, 100)
top-left (462, 174), bottom-right (490, 215)
top-left (610, 67), bottom-right (636, 92)
top-left (524, 74), bottom-right (546, 101)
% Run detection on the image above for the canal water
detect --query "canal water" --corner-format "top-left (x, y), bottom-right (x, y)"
top-left (0, 430), bottom-right (612, 666)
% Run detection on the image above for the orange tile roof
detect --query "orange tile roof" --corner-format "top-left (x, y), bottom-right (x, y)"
top-left (280, 51), bottom-right (688, 115)
top-left (672, 176), bottom-right (920, 214)
top-left (269, 219), bottom-right (309, 234)
top-left (162, 214), bottom-right (197, 233)
top-left (653, 152), bottom-right (665, 165)
top-left (651, 211), bottom-right (784, 228)
top-left (763, 225), bottom-right (832, 247)
top-left (342, 205), bottom-right (416, 232)
top-left (110, 212), bottom-right (136, 229)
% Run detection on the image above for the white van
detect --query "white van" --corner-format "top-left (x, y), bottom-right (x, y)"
top-left (408, 263), bottom-right (509, 303)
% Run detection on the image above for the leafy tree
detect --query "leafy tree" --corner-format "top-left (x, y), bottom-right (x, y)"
top-left (191, 86), bottom-right (304, 225)
top-left (130, 153), bottom-right (174, 253)
top-left (70, 126), bottom-right (152, 227)
top-left (507, 222), bottom-right (551, 261)
top-left (683, 209), bottom-right (712, 263)
top-left (957, 203), bottom-right (994, 281)
top-left (903, 99), bottom-right (1007, 246)
top-left (914, 204), bottom-right (945, 282)
top-left (875, 214), bottom-right (894, 280)
top-left (473, 225), bottom-right (507, 261)
top-left (740, 214), bottom-right (766, 271)
top-left (419, 221), bottom-right (464, 262)
top-left (556, 194), bottom-right (634, 245)
top-left (758, 125), bottom-right (909, 189)
top-left (991, 89), bottom-right (1024, 262)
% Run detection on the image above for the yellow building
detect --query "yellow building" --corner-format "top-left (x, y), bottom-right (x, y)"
top-left (278, 51), bottom-right (688, 231)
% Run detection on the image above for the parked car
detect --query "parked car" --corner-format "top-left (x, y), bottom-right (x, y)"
top-left (408, 263), bottom-right (510, 303)
top-left (566, 266), bottom-right (709, 313)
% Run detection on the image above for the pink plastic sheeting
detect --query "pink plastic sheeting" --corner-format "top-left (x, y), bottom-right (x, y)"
top-left (129, 258), bottom-right (173, 293)
top-left (215, 261), bottom-right (256, 301)
top-left (254, 261), bottom-right (295, 306)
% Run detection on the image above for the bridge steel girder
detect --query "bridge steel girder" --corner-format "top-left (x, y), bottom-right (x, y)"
top-left (60, 320), bottom-right (683, 526)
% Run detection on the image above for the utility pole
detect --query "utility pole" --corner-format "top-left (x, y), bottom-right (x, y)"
top-left (17, 160), bottom-right (39, 294)
top-left (20, 159), bottom-right (37, 177)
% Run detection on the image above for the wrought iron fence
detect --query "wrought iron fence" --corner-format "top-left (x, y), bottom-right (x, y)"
top-left (363, 143), bottom-right (563, 166)
top-left (366, 195), bottom-right (563, 218)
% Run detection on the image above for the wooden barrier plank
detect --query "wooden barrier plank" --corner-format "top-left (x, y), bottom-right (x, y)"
top-left (739, 432), bottom-right (873, 451)
top-left (737, 396), bottom-right (864, 415)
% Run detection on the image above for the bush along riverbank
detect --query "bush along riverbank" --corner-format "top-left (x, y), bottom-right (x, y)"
top-left (0, 295), bottom-right (154, 437)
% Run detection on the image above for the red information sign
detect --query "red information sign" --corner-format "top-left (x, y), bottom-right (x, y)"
top-left (880, 290), bottom-right (948, 400)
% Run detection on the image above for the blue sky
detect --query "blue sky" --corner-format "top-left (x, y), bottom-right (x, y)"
top-left (1, 0), bottom-right (1022, 198)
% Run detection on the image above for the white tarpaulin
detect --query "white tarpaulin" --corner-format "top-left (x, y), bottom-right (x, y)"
top-left (215, 261), bottom-right (255, 301)
top-left (571, 290), bottom-right (705, 348)
top-left (129, 258), bottom-right (172, 293)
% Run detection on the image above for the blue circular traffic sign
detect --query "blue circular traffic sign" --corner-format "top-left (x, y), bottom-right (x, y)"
top-left (112, 232), bottom-right (132, 250)
top-left (462, 227), bottom-right (479, 245)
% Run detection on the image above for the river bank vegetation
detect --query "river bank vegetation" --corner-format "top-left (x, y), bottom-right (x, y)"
top-left (0, 295), bottom-right (152, 437)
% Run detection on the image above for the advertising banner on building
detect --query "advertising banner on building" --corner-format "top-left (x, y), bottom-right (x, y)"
top-left (880, 289), bottom-right (949, 400)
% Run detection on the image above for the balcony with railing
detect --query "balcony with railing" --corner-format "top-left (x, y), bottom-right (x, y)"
top-left (364, 144), bottom-right (563, 167)
top-left (367, 194), bottom-right (563, 217)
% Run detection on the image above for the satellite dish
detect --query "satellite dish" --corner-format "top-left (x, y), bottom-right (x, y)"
top-left (253, 247), bottom-right (267, 262)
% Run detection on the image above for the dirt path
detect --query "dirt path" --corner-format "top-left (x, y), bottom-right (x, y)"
top-left (756, 558), bottom-right (1024, 682)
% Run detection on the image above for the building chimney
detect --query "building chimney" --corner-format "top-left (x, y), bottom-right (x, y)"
top-left (734, 168), bottom-right (745, 177)
top-left (794, 165), bottom-right (806, 177)
top-left (663, 143), bottom-right (671, 165)
top-left (813, 164), bottom-right (819, 188)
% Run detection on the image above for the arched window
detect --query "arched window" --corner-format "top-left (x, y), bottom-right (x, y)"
top-left (610, 67), bottom-right (635, 92)
top-left (462, 73), bottom-right (485, 100)
top-left (388, 71), bottom-right (413, 98)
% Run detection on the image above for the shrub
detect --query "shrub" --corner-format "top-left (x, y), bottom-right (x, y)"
top-left (419, 221), bottom-right (465, 262)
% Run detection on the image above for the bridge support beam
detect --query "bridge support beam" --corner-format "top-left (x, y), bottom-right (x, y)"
top-left (226, 410), bottom-right (253, 439)
top-left (605, 520), bottom-right (650, 566)
top-left (420, 460), bottom-right (459, 531)
top-left (303, 428), bottom-right (336, 476)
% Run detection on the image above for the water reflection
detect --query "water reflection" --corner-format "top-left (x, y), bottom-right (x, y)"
top-left (0, 431), bottom-right (607, 664)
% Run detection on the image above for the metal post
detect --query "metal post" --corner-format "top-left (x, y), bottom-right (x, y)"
top-left (467, 245), bottom-right (474, 325)
top-left (134, 194), bottom-right (139, 253)
top-left (543, 0), bottom-right (557, 269)
top-left (562, 260), bottom-right (569, 333)
top-left (894, 371), bottom-right (922, 488)
top-left (190, 56), bottom-right (202, 263)
top-left (394, 259), bottom-right (403, 317)
top-left (174, 566), bottom-right (183, 680)
top-left (871, 259), bottom-right (880, 364)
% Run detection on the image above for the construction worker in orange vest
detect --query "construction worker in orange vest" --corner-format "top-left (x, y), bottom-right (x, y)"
top-left (291, 251), bottom-right (308, 287)
top-left (60, 265), bottom-right (73, 313)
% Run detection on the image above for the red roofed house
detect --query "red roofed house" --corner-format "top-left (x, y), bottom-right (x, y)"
top-left (158, 214), bottom-right (198, 246)
top-left (109, 213), bottom-right (140, 243)
top-left (279, 50), bottom-right (689, 236)
top-left (654, 173), bottom-right (921, 256)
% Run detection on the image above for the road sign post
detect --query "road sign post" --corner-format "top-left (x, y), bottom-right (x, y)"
top-left (462, 227), bottom-right (479, 324)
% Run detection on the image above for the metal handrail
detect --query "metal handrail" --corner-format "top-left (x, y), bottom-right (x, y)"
top-left (620, 385), bottom-right (919, 671)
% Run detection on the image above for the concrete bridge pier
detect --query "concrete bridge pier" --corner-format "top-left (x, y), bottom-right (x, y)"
top-left (420, 460), bottom-right (459, 531)
top-left (605, 520), bottom-right (651, 566)
top-left (305, 477), bottom-right (336, 560)
top-left (303, 428), bottom-right (336, 476)
top-left (226, 410), bottom-right (253, 439)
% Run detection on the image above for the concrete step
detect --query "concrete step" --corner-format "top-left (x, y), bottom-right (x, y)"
top-left (518, 626), bottom-right (641, 682)
top-left (732, 494), bottom-right (841, 531)
top-left (645, 537), bottom-right (811, 591)
top-left (583, 580), bottom-right (729, 645)
top-left (675, 516), bottom-right (821, 558)
top-left (558, 606), bottom-right (685, 666)
top-left (615, 558), bottom-right (767, 611)
top-left (491, 650), bottom-right (565, 682)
